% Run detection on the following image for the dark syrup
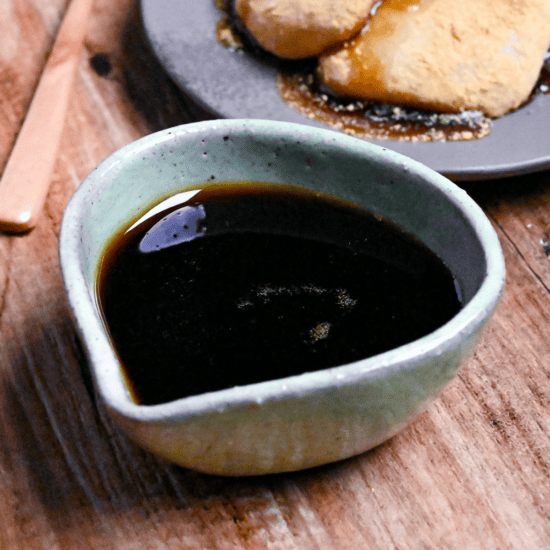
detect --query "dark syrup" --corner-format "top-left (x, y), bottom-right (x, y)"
top-left (97, 184), bottom-right (461, 405)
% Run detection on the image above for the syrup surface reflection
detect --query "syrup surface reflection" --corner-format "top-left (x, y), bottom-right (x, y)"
top-left (139, 204), bottom-right (206, 253)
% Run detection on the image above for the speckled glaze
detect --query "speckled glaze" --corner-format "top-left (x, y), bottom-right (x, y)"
top-left (59, 119), bottom-right (505, 476)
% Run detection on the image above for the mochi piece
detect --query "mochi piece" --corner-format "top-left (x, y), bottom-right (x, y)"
top-left (318, 0), bottom-right (550, 117)
top-left (235, 0), bottom-right (377, 59)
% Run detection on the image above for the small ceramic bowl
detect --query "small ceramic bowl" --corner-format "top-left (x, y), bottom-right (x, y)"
top-left (60, 120), bottom-right (505, 476)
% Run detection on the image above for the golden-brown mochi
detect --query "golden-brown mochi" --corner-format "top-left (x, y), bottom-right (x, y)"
top-left (235, 0), bottom-right (377, 59)
top-left (318, 0), bottom-right (550, 117)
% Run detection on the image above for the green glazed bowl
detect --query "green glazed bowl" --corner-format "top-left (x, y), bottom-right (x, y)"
top-left (59, 120), bottom-right (505, 476)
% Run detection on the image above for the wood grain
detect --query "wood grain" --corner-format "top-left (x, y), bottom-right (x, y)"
top-left (1, 1), bottom-right (550, 548)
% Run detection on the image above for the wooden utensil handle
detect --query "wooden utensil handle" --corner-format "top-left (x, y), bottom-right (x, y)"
top-left (0, 0), bottom-right (94, 233)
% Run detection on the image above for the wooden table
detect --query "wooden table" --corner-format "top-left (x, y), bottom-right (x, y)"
top-left (1, 1), bottom-right (549, 548)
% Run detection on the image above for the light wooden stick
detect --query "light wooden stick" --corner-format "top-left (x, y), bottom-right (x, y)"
top-left (0, 0), bottom-right (94, 233)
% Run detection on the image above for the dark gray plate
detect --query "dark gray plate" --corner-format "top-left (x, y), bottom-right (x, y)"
top-left (140, 0), bottom-right (550, 181)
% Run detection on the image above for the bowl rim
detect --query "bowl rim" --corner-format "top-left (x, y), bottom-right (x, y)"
top-left (59, 119), bottom-right (506, 422)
